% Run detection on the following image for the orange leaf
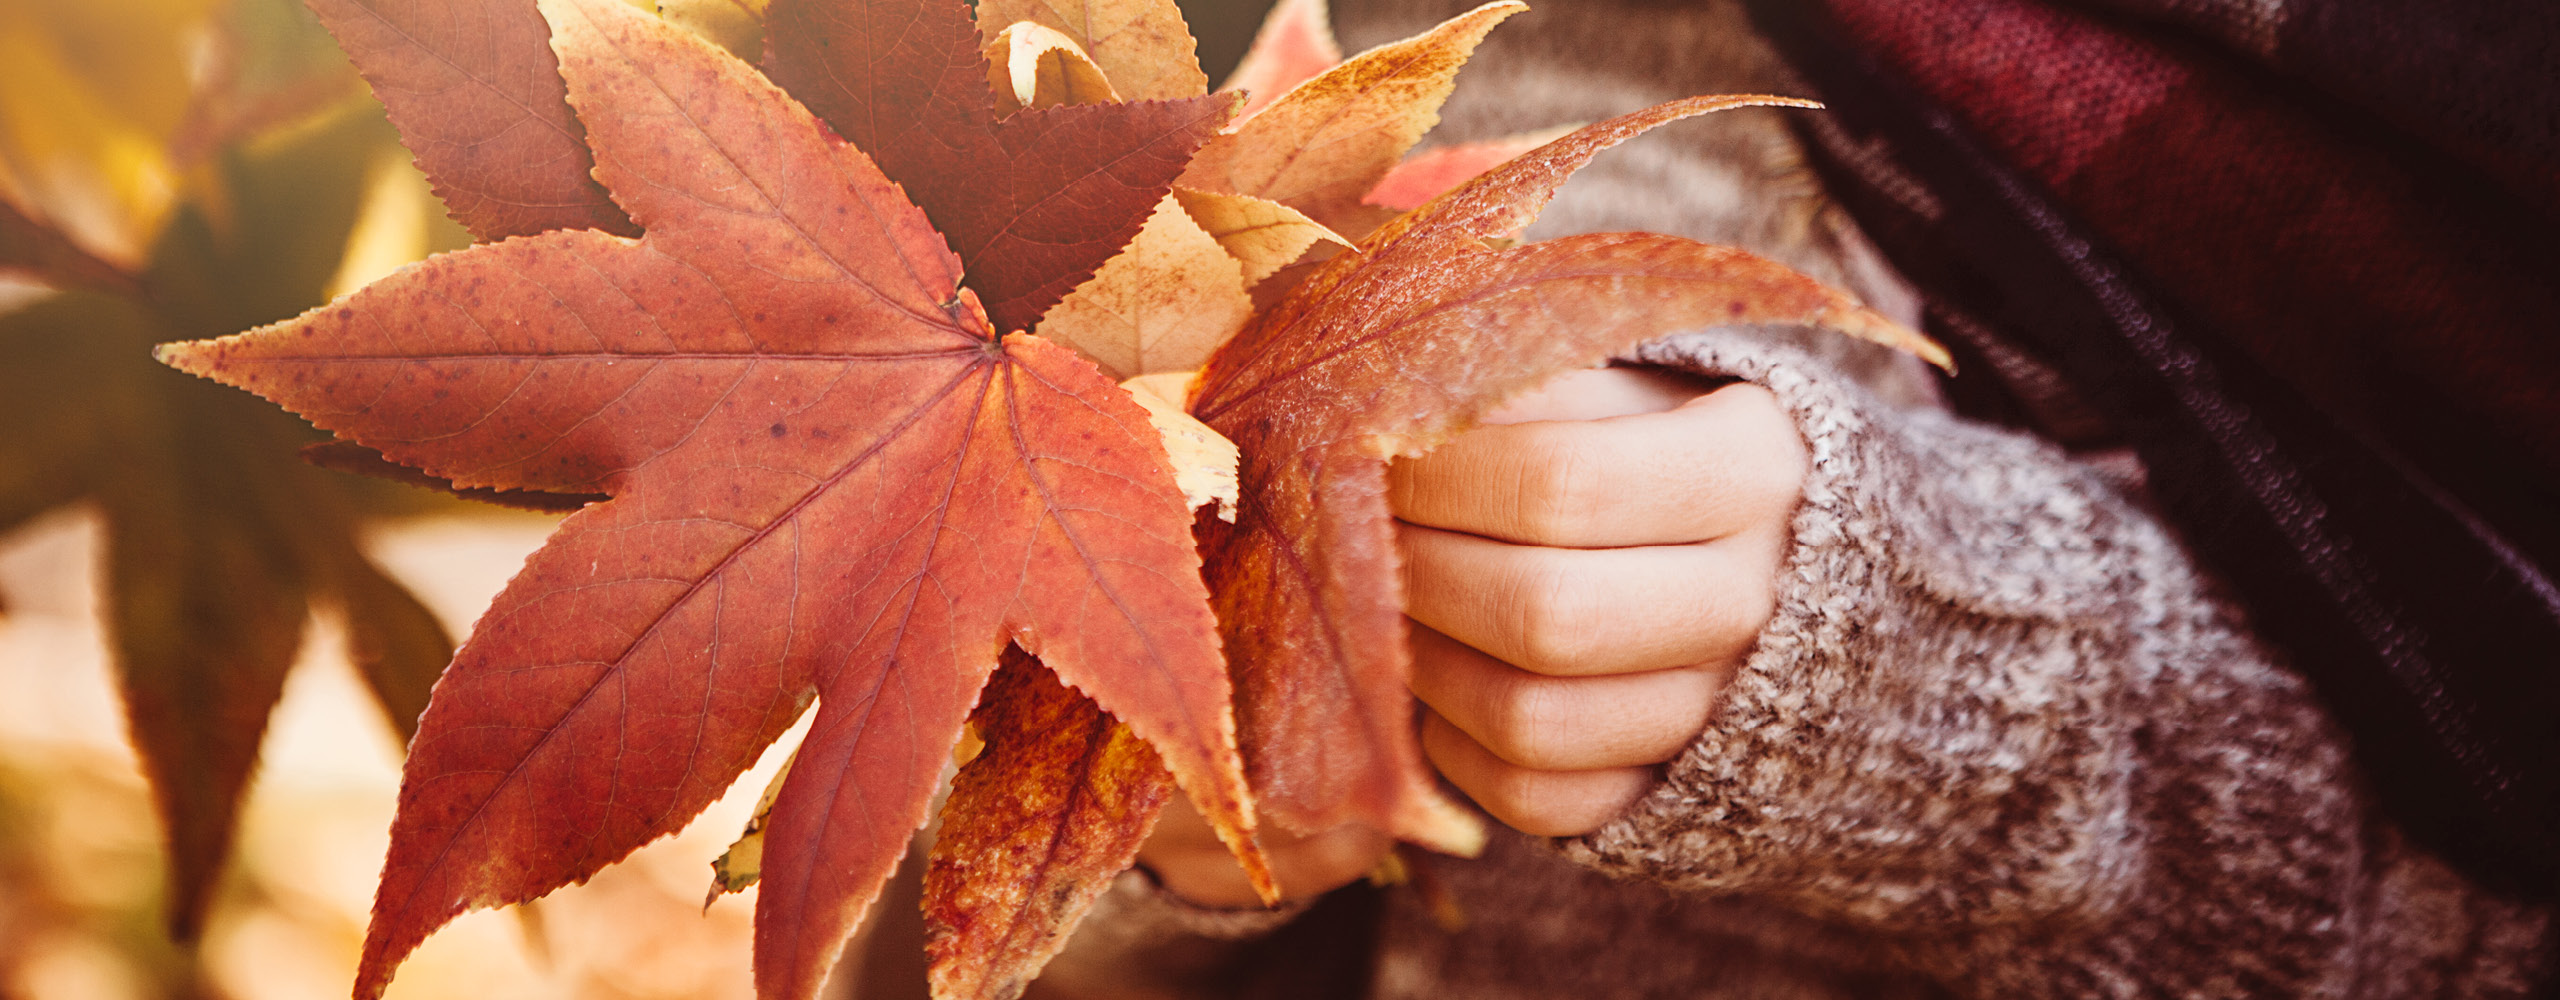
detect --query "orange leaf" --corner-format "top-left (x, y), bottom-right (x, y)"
top-left (925, 647), bottom-right (1187, 1000)
top-left (1192, 95), bottom-right (1942, 850)
top-left (1039, 196), bottom-right (1252, 379)
top-left (1182, 1), bottom-right (1520, 234)
top-left (766, 0), bottom-right (1235, 334)
top-left (1219, 0), bottom-right (1341, 118)
top-left (978, 0), bottom-right (1208, 102)
top-left (1364, 124), bottom-right (1579, 212)
top-left (157, 1), bottom-right (1257, 996)
top-left (304, 0), bottom-right (635, 240)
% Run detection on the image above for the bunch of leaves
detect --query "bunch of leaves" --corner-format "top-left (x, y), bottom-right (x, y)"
top-left (0, 0), bottom-right (469, 942)
top-left (153, 0), bottom-right (1944, 997)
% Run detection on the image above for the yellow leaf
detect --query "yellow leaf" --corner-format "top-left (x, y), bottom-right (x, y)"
top-left (1040, 196), bottom-right (1253, 380)
top-left (1179, 1), bottom-right (1523, 235)
top-left (978, 0), bottom-right (1207, 102)
top-left (982, 21), bottom-right (1122, 115)
top-left (1170, 186), bottom-right (1349, 286)
top-left (658, 0), bottom-right (767, 59)
top-left (1122, 370), bottom-right (1239, 522)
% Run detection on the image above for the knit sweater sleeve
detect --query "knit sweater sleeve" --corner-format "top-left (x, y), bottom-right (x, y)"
top-left (1566, 329), bottom-right (2552, 997)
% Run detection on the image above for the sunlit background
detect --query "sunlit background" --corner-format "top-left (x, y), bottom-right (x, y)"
top-left (0, 0), bottom-right (1272, 997)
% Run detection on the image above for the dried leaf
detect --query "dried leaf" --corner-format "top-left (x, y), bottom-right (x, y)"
top-left (1365, 125), bottom-right (1579, 212)
top-left (1170, 186), bottom-right (1349, 286)
top-left (1192, 95), bottom-right (1942, 850)
top-left (983, 21), bottom-right (1122, 114)
top-left (1039, 196), bottom-right (1251, 379)
top-left (978, 0), bottom-right (1207, 102)
top-left (925, 648), bottom-right (1182, 1000)
top-left (1123, 371), bottom-right (1238, 521)
top-left (1181, 1), bottom-right (1520, 234)
top-left (707, 745), bottom-right (798, 903)
top-left (303, 0), bottom-right (635, 240)
top-left (1219, 0), bottom-right (1341, 118)
top-left (766, 0), bottom-right (1235, 332)
top-left (155, 3), bottom-right (1258, 996)
top-left (660, 0), bottom-right (768, 59)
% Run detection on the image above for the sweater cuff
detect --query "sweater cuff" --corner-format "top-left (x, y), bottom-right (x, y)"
top-left (1562, 328), bottom-right (2155, 934)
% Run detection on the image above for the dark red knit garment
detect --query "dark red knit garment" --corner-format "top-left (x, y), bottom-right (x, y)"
top-left (1747, 0), bottom-right (2560, 909)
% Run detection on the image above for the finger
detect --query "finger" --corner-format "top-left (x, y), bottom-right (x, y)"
top-left (1420, 709), bottom-right (1652, 838)
top-left (1399, 523), bottom-right (1782, 676)
top-left (1138, 795), bottom-right (1390, 907)
top-left (1408, 623), bottom-right (1725, 771)
top-left (1389, 382), bottom-right (1805, 548)
top-left (1479, 366), bottom-right (1717, 424)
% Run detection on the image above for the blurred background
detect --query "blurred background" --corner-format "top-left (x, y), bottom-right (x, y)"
top-left (0, 0), bottom-right (1272, 997)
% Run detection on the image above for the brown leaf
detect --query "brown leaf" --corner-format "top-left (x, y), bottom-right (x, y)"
top-left (1038, 196), bottom-right (1252, 379)
top-left (1192, 95), bottom-right (1942, 849)
top-left (303, 0), bottom-right (636, 240)
top-left (1182, 2), bottom-right (1521, 233)
top-left (0, 195), bottom-right (140, 295)
top-left (983, 21), bottom-right (1122, 114)
top-left (1219, 0), bottom-right (1341, 118)
top-left (157, 2), bottom-right (1260, 995)
top-left (1170, 186), bottom-right (1349, 287)
top-left (924, 648), bottom-right (1183, 1000)
top-left (765, 0), bottom-right (1235, 333)
top-left (978, 0), bottom-right (1207, 102)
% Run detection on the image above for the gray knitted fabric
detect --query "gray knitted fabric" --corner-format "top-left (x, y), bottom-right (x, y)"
top-left (1019, 2), bottom-right (2557, 996)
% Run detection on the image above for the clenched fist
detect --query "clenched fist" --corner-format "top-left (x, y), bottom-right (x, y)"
top-left (1136, 366), bottom-right (1807, 907)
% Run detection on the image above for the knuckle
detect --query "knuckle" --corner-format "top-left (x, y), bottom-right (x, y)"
top-left (1512, 433), bottom-right (1598, 542)
top-left (1486, 680), bottom-right (1567, 768)
top-left (1505, 556), bottom-right (1596, 670)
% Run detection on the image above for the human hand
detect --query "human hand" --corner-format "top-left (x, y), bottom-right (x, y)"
top-left (1391, 367), bottom-right (1806, 837)
top-left (1134, 366), bottom-right (1806, 904)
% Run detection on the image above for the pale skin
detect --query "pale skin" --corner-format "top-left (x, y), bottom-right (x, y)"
top-left (1137, 366), bottom-right (1811, 908)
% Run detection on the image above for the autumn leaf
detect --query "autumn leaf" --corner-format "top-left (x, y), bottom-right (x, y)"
top-left (925, 647), bottom-right (1179, 1000)
top-left (153, 2), bottom-right (1259, 998)
top-left (0, 196), bottom-right (138, 295)
top-left (1191, 95), bottom-right (1947, 850)
top-left (983, 21), bottom-right (1122, 114)
top-left (0, 0), bottom-right (221, 263)
top-left (659, 0), bottom-right (769, 59)
top-left (300, 441), bottom-right (601, 514)
top-left (1170, 187), bottom-right (1349, 287)
top-left (765, 0), bottom-right (1234, 334)
top-left (1039, 196), bottom-right (1252, 380)
top-left (1219, 0), bottom-right (1341, 118)
top-left (979, 0), bottom-right (1207, 102)
top-left (1182, 1), bottom-right (1520, 236)
top-left (303, 0), bottom-right (636, 240)
top-left (0, 102), bottom-right (455, 938)
top-left (1366, 125), bottom-right (1579, 212)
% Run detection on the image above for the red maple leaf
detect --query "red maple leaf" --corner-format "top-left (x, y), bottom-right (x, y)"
top-left (158, 1), bottom-right (1259, 997)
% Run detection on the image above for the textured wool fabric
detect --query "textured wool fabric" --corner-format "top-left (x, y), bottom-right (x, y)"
top-left (1742, 0), bottom-right (2560, 902)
